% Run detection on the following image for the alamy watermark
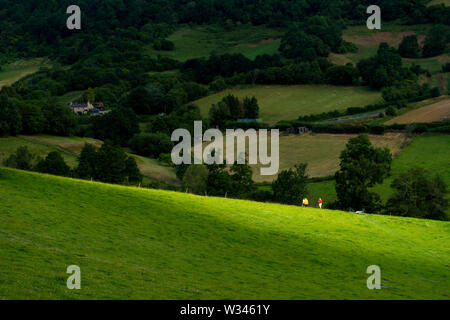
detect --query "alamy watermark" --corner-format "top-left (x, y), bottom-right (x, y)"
top-left (367, 5), bottom-right (381, 30)
top-left (366, 265), bottom-right (381, 290)
top-left (67, 265), bottom-right (81, 289)
top-left (66, 5), bottom-right (381, 31)
top-left (66, 5), bottom-right (81, 30)
top-left (171, 121), bottom-right (279, 176)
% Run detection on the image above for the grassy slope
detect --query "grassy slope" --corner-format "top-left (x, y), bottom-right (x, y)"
top-left (0, 167), bottom-right (449, 299)
top-left (0, 58), bottom-right (50, 88)
top-left (194, 85), bottom-right (382, 125)
top-left (147, 25), bottom-right (284, 61)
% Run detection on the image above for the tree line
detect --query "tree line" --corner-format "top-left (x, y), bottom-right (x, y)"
top-left (176, 133), bottom-right (448, 221)
top-left (3, 144), bottom-right (142, 185)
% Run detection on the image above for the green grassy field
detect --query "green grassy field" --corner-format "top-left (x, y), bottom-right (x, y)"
top-left (373, 135), bottom-right (450, 203)
top-left (194, 85), bottom-right (382, 125)
top-left (0, 58), bottom-right (51, 88)
top-left (147, 25), bottom-right (284, 61)
top-left (308, 134), bottom-right (450, 210)
top-left (0, 167), bottom-right (449, 299)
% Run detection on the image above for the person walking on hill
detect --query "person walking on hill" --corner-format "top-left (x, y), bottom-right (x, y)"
top-left (302, 197), bottom-right (309, 207)
top-left (318, 198), bottom-right (323, 209)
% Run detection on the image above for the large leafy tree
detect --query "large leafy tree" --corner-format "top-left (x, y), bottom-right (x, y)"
top-left (76, 143), bottom-right (142, 184)
top-left (357, 43), bottom-right (413, 89)
top-left (126, 85), bottom-right (164, 115)
top-left (272, 163), bottom-right (308, 206)
top-left (125, 157), bottom-right (143, 184)
top-left (422, 24), bottom-right (450, 57)
top-left (335, 134), bottom-right (392, 212)
top-left (243, 96), bottom-right (259, 119)
top-left (0, 93), bottom-right (22, 136)
top-left (386, 168), bottom-right (448, 221)
top-left (398, 35), bottom-right (420, 58)
top-left (76, 143), bottom-right (98, 179)
top-left (206, 164), bottom-right (233, 197)
top-left (129, 132), bottom-right (173, 158)
top-left (92, 107), bottom-right (139, 146)
top-left (3, 146), bottom-right (35, 170)
top-left (183, 164), bottom-right (209, 195)
top-left (230, 163), bottom-right (256, 197)
top-left (35, 151), bottom-right (71, 177)
top-left (41, 98), bottom-right (78, 136)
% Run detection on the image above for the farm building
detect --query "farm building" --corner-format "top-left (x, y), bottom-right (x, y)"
top-left (286, 126), bottom-right (310, 134)
top-left (69, 101), bottom-right (109, 115)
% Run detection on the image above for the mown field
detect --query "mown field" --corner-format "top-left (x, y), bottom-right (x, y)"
top-left (147, 24), bottom-right (284, 61)
top-left (0, 167), bottom-right (449, 299)
top-left (0, 58), bottom-right (51, 88)
top-left (236, 133), bottom-right (405, 183)
top-left (194, 85), bottom-right (382, 125)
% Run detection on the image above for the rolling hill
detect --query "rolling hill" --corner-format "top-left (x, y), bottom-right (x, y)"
top-left (0, 167), bottom-right (449, 299)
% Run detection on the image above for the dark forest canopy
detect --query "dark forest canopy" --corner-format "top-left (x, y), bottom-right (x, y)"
top-left (0, 0), bottom-right (447, 139)
top-left (0, 0), bottom-right (449, 62)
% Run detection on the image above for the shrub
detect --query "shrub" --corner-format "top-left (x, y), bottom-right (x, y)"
top-left (385, 106), bottom-right (397, 116)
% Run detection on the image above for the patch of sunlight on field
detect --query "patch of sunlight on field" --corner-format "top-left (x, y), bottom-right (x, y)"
top-left (1, 167), bottom-right (449, 299)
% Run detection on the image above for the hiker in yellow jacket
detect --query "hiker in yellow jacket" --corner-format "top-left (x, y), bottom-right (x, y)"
top-left (302, 197), bottom-right (309, 207)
